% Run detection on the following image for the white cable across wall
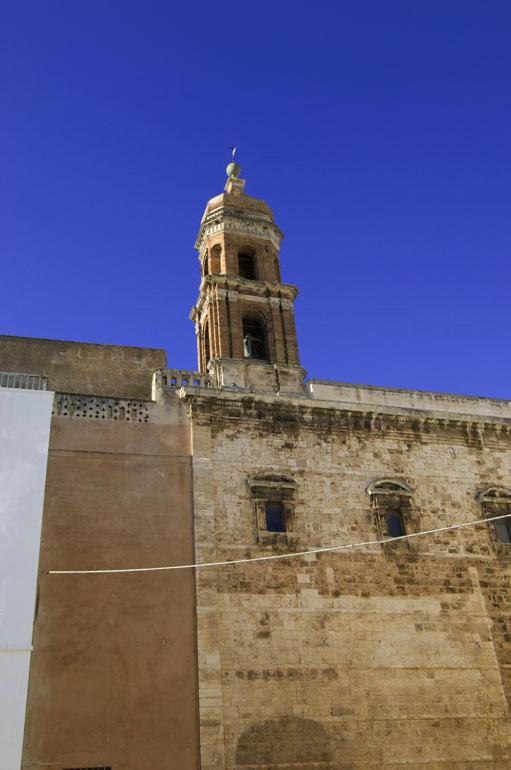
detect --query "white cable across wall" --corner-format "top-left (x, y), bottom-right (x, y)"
top-left (48, 512), bottom-right (510, 575)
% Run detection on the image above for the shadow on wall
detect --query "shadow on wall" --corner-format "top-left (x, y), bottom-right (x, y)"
top-left (236, 717), bottom-right (334, 768)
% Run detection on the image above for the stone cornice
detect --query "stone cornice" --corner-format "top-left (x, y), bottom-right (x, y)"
top-left (190, 276), bottom-right (298, 320)
top-left (195, 206), bottom-right (283, 252)
top-left (179, 386), bottom-right (511, 446)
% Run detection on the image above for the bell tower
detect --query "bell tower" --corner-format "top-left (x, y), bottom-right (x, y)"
top-left (190, 157), bottom-right (305, 393)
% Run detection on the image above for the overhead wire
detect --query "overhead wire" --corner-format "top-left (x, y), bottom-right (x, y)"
top-left (48, 512), bottom-right (510, 575)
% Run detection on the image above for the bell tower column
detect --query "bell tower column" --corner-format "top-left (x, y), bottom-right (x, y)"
top-left (190, 157), bottom-right (306, 394)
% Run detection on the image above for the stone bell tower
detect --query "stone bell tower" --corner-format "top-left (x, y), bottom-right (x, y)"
top-left (190, 157), bottom-right (305, 393)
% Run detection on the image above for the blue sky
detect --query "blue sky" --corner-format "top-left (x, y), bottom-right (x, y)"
top-left (1, 2), bottom-right (510, 397)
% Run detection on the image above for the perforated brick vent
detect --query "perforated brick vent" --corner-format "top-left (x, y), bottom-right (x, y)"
top-left (63, 766), bottom-right (111, 770)
top-left (53, 394), bottom-right (150, 422)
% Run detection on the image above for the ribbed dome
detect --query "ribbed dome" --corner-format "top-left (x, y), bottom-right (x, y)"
top-left (203, 191), bottom-right (275, 221)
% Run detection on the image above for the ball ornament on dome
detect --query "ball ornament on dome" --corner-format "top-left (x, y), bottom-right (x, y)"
top-left (226, 161), bottom-right (242, 179)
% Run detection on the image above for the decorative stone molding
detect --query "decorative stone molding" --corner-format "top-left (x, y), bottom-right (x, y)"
top-left (269, 296), bottom-right (294, 310)
top-left (191, 275), bottom-right (298, 321)
top-left (181, 389), bottom-right (511, 446)
top-left (238, 293), bottom-right (269, 305)
top-left (476, 486), bottom-right (511, 502)
top-left (195, 210), bottom-right (283, 252)
top-left (366, 478), bottom-right (414, 497)
top-left (248, 472), bottom-right (297, 492)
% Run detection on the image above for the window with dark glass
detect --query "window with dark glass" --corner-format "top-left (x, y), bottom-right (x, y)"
top-left (265, 502), bottom-right (286, 532)
top-left (238, 252), bottom-right (257, 280)
top-left (495, 517), bottom-right (511, 544)
top-left (385, 511), bottom-right (406, 538)
top-left (477, 487), bottom-right (511, 547)
top-left (242, 317), bottom-right (268, 361)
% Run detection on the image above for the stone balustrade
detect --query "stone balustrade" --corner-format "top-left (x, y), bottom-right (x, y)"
top-left (153, 369), bottom-right (211, 392)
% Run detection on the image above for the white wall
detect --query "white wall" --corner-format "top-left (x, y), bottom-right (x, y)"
top-left (0, 388), bottom-right (53, 770)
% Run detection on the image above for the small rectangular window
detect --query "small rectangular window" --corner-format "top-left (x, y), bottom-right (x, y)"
top-left (386, 511), bottom-right (406, 538)
top-left (495, 517), bottom-right (511, 543)
top-left (265, 502), bottom-right (286, 532)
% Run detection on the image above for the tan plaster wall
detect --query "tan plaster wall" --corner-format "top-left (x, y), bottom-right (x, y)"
top-left (0, 335), bottom-right (166, 399)
top-left (22, 400), bottom-right (200, 770)
top-left (190, 394), bottom-right (511, 769)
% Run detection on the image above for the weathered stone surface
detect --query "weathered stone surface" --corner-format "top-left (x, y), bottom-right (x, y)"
top-left (12, 169), bottom-right (511, 770)
top-left (0, 335), bottom-right (166, 398)
top-left (187, 386), bottom-right (511, 768)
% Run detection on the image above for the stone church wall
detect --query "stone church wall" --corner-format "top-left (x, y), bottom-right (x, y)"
top-left (189, 391), bottom-right (511, 769)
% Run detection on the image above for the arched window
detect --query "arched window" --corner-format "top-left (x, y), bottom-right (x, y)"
top-left (367, 478), bottom-right (415, 540)
top-left (242, 315), bottom-right (268, 361)
top-left (477, 486), bottom-right (511, 544)
top-left (210, 243), bottom-right (222, 273)
top-left (202, 250), bottom-right (209, 276)
top-left (238, 248), bottom-right (257, 280)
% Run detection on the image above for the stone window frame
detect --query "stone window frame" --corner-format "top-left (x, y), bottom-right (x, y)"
top-left (248, 473), bottom-right (297, 544)
top-left (366, 478), bottom-right (417, 547)
top-left (476, 486), bottom-right (511, 553)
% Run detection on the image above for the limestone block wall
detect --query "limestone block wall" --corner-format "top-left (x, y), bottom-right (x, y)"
top-left (189, 391), bottom-right (511, 769)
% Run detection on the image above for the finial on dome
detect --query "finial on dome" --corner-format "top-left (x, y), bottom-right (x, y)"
top-left (224, 145), bottom-right (245, 194)
top-left (226, 145), bottom-right (241, 179)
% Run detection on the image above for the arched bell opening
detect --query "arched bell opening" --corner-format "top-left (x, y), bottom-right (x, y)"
top-left (242, 314), bottom-right (269, 362)
top-left (203, 319), bottom-right (211, 368)
top-left (238, 247), bottom-right (258, 280)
